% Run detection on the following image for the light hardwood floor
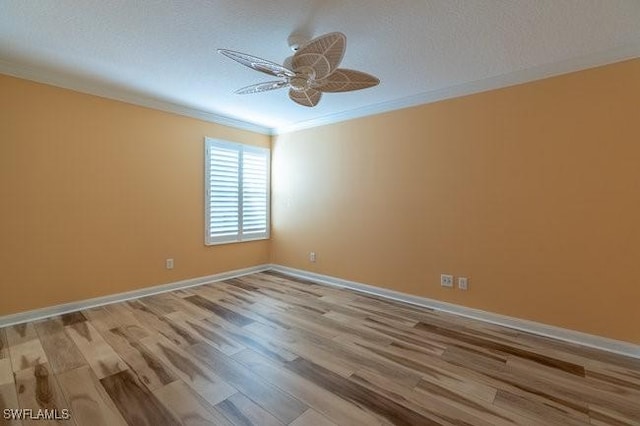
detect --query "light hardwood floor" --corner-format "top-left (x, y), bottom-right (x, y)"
top-left (0, 271), bottom-right (638, 425)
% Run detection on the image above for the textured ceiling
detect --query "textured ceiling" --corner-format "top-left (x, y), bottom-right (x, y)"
top-left (1, 0), bottom-right (639, 133)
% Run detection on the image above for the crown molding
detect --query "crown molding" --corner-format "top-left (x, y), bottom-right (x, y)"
top-left (273, 42), bottom-right (640, 135)
top-left (2, 41), bottom-right (639, 137)
top-left (0, 59), bottom-right (273, 135)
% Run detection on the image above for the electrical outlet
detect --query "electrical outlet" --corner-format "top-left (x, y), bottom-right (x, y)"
top-left (166, 258), bottom-right (174, 270)
top-left (309, 252), bottom-right (316, 263)
top-left (458, 277), bottom-right (469, 290)
top-left (440, 274), bottom-right (453, 288)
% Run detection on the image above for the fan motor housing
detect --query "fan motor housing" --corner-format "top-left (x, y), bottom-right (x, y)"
top-left (289, 75), bottom-right (310, 92)
top-left (289, 66), bottom-right (316, 92)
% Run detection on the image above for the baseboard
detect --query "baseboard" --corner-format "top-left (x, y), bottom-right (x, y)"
top-left (3, 263), bottom-right (637, 359)
top-left (0, 264), bottom-right (271, 328)
top-left (270, 265), bottom-right (640, 359)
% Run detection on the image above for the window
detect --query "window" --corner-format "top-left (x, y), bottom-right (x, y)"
top-left (204, 138), bottom-right (270, 245)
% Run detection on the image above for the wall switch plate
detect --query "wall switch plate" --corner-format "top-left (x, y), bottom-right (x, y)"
top-left (166, 258), bottom-right (174, 270)
top-left (441, 274), bottom-right (453, 288)
top-left (309, 252), bottom-right (316, 263)
top-left (458, 277), bottom-right (468, 290)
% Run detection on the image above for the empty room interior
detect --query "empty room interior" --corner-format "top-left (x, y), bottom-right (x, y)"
top-left (1, 1), bottom-right (639, 425)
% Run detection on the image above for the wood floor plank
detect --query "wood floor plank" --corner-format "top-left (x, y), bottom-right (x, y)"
top-left (0, 359), bottom-right (12, 386)
top-left (82, 307), bottom-right (122, 332)
top-left (137, 294), bottom-right (179, 316)
top-left (171, 289), bottom-right (194, 298)
top-left (165, 313), bottom-right (245, 356)
top-left (189, 285), bottom-right (227, 302)
top-left (5, 324), bottom-right (38, 348)
top-left (243, 322), bottom-right (357, 377)
top-left (60, 312), bottom-right (88, 327)
top-left (439, 344), bottom-right (596, 422)
top-left (154, 380), bottom-right (233, 426)
top-left (32, 313), bottom-right (87, 336)
top-left (84, 306), bottom-right (178, 391)
top-left (103, 327), bottom-right (177, 391)
top-left (152, 293), bottom-right (211, 320)
top-left (339, 334), bottom-right (498, 403)
top-left (509, 355), bottom-right (640, 404)
top-left (358, 315), bottom-right (452, 353)
top-left (65, 321), bottom-right (127, 379)
top-left (336, 302), bottom-right (420, 327)
top-left (413, 376), bottom-right (537, 425)
top-left (233, 349), bottom-right (390, 426)
top-left (350, 367), bottom-right (500, 426)
top-left (34, 320), bottom-right (86, 374)
top-left (347, 294), bottom-right (440, 325)
top-left (215, 392), bottom-right (284, 426)
top-left (201, 295), bottom-right (291, 332)
top-left (284, 356), bottom-right (441, 426)
top-left (253, 273), bottom-right (326, 298)
top-left (585, 362), bottom-right (640, 400)
top-left (504, 354), bottom-right (640, 424)
top-left (102, 303), bottom-right (150, 330)
top-left (8, 339), bottom-right (48, 373)
top-left (329, 334), bottom-right (425, 387)
top-left (416, 320), bottom-right (586, 376)
top-left (235, 298), bottom-right (306, 332)
top-left (0, 328), bottom-right (8, 359)
top-left (588, 403), bottom-right (640, 426)
top-left (322, 310), bottom-right (414, 344)
top-left (188, 342), bottom-right (308, 424)
top-left (285, 305), bottom-right (393, 346)
top-left (99, 369), bottom-right (179, 426)
top-left (32, 319), bottom-right (64, 336)
top-left (0, 382), bottom-right (22, 426)
top-left (125, 300), bottom-right (203, 348)
top-left (14, 363), bottom-right (72, 426)
top-left (200, 316), bottom-right (298, 364)
top-left (57, 365), bottom-right (128, 426)
top-left (493, 389), bottom-right (590, 426)
top-left (442, 345), bottom-right (592, 417)
top-left (515, 329), bottom-right (640, 371)
top-left (0, 356), bottom-right (20, 425)
top-left (184, 295), bottom-right (255, 327)
top-left (289, 409), bottom-right (337, 426)
top-left (138, 335), bottom-right (237, 407)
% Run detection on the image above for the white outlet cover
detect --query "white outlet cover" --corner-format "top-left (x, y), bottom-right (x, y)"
top-left (440, 274), bottom-right (453, 288)
top-left (458, 277), bottom-right (469, 290)
top-left (166, 258), bottom-right (174, 270)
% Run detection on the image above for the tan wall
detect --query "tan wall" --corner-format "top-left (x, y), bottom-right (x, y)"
top-left (272, 59), bottom-right (640, 344)
top-left (2, 60), bottom-right (639, 343)
top-left (0, 74), bottom-right (270, 315)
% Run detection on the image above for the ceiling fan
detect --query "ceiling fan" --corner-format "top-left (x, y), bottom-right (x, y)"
top-left (218, 32), bottom-right (379, 107)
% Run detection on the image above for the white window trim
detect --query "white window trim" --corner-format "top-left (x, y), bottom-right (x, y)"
top-left (204, 137), bottom-right (270, 245)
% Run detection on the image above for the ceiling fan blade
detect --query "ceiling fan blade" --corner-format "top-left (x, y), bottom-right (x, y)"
top-left (218, 49), bottom-right (295, 78)
top-left (292, 32), bottom-right (346, 80)
top-left (235, 80), bottom-right (289, 95)
top-left (315, 69), bottom-right (380, 93)
top-left (289, 88), bottom-right (322, 107)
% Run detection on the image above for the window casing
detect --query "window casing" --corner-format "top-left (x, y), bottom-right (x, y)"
top-left (204, 138), bottom-right (270, 245)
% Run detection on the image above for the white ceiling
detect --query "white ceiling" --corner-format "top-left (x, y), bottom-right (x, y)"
top-left (1, 1), bottom-right (639, 134)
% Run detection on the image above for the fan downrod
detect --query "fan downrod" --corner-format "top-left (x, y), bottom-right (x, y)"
top-left (287, 33), bottom-right (307, 52)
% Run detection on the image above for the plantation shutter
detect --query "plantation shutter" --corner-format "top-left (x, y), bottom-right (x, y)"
top-left (241, 146), bottom-right (269, 238)
top-left (205, 138), bottom-right (270, 245)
